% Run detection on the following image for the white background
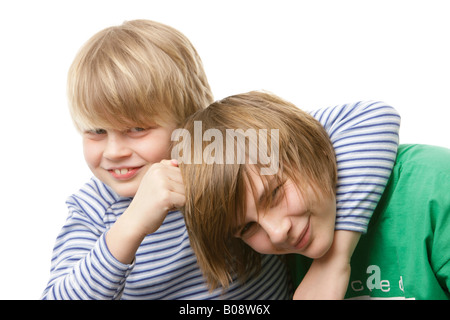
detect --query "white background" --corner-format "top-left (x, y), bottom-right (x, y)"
top-left (0, 0), bottom-right (449, 299)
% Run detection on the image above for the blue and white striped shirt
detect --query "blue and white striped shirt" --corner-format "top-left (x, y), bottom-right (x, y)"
top-left (309, 101), bottom-right (400, 232)
top-left (42, 100), bottom-right (399, 299)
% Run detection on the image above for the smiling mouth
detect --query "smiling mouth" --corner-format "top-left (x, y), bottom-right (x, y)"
top-left (108, 167), bottom-right (142, 180)
top-left (113, 168), bottom-right (133, 175)
top-left (294, 219), bottom-right (311, 250)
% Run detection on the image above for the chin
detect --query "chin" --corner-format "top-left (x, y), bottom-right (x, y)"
top-left (107, 182), bottom-right (138, 198)
top-left (115, 187), bottom-right (138, 198)
top-left (107, 177), bottom-right (141, 198)
top-left (301, 233), bottom-right (334, 259)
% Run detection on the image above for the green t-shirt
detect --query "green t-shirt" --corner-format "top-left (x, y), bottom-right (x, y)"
top-left (290, 144), bottom-right (450, 299)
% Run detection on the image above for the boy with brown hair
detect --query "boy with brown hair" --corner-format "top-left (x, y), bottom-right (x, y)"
top-left (179, 91), bottom-right (401, 298)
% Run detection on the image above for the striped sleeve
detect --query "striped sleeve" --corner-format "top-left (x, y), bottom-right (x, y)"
top-left (310, 101), bottom-right (400, 233)
top-left (43, 178), bottom-right (293, 299)
top-left (41, 179), bottom-right (134, 300)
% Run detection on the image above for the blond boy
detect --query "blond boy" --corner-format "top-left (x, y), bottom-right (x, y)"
top-left (42, 20), bottom-right (291, 299)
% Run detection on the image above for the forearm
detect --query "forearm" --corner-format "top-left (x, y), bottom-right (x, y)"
top-left (293, 230), bottom-right (360, 300)
top-left (105, 212), bottom-right (146, 265)
top-left (323, 230), bottom-right (361, 264)
top-left (42, 233), bottom-right (134, 300)
top-left (104, 159), bottom-right (184, 264)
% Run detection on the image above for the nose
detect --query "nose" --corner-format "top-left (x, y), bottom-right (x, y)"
top-left (103, 132), bottom-right (132, 160)
top-left (259, 213), bottom-right (291, 246)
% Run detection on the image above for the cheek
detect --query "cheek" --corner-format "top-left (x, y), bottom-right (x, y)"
top-left (307, 201), bottom-right (336, 258)
top-left (244, 233), bottom-right (277, 255)
top-left (309, 224), bottom-right (335, 259)
top-left (136, 137), bottom-right (172, 163)
top-left (83, 140), bottom-right (102, 168)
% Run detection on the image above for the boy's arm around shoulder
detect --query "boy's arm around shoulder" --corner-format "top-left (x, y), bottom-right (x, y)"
top-left (296, 101), bottom-right (401, 299)
top-left (311, 101), bottom-right (401, 233)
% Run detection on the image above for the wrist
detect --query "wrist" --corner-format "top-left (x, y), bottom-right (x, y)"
top-left (318, 230), bottom-right (361, 265)
top-left (106, 213), bottom-right (146, 264)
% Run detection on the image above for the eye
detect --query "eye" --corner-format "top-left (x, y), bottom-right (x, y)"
top-left (84, 128), bottom-right (107, 139)
top-left (125, 127), bottom-right (150, 137)
top-left (89, 128), bottom-right (107, 135)
top-left (270, 184), bottom-right (284, 207)
top-left (128, 127), bottom-right (146, 132)
top-left (240, 222), bottom-right (258, 238)
top-left (272, 185), bottom-right (281, 197)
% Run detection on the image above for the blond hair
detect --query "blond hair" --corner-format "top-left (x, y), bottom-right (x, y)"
top-left (180, 91), bottom-right (337, 290)
top-left (67, 19), bottom-right (213, 131)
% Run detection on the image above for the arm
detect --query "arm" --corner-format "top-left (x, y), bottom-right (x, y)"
top-left (106, 159), bottom-right (185, 264)
top-left (295, 101), bottom-right (400, 299)
top-left (294, 231), bottom-right (360, 299)
top-left (42, 186), bottom-right (134, 300)
top-left (42, 160), bottom-right (185, 299)
top-left (314, 101), bottom-right (400, 233)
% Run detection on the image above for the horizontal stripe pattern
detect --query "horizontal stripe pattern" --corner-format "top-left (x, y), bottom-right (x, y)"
top-left (42, 178), bottom-right (291, 300)
top-left (310, 101), bottom-right (400, 233)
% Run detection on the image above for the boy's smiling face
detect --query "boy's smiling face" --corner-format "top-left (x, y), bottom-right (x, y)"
top-left (235, 167), bottom-right (337, 259)
top-left (82, 123), bottom-right (177, 197)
